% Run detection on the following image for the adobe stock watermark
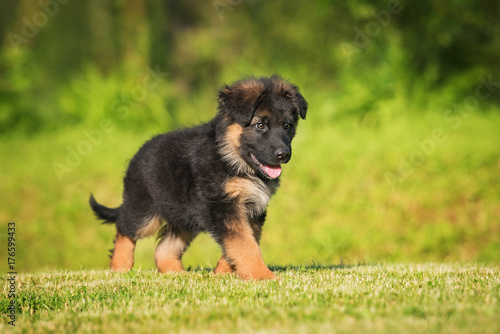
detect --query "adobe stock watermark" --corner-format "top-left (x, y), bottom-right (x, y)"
top-left (52, 66), bottom-right (168, 182)
top-left (385, 74), bottom-right (499, 186)
top-left (340, 0), bottom-right (412, 62)
top-left (7, 0), bottom-right (71, 51)
top-left (213, 0), bottom-right (243, 20)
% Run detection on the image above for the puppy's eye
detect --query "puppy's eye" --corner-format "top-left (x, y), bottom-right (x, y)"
top-left (256, 123), bottom-right (265, 130)
top-left (283, 123), bottom-right (291, 130)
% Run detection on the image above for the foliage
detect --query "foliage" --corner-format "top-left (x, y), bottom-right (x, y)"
top-left (0, 0), bottom-right (499, 134)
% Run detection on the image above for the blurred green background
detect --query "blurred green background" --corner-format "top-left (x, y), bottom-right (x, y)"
top-left (1, 0), bottom-right (499, 272)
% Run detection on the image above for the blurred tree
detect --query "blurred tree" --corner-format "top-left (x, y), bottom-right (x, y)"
top-left (0, 1), bottom-right (19, 54)
top-left (0, 0), bottom-right (499, 134)
top-left (88, 0), bottom-right (120, 73)
top-left (147, 0), bottom-right (170, 71)
top-left (392, 0), bottom-right (500, 88)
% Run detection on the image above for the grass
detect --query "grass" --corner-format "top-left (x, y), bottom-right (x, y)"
top-left (1, 110), bottom-right (499, 272)
top-left (0, 102), bottom-right (499, 333)
top-left (1, 264), bottom-right (499, 333)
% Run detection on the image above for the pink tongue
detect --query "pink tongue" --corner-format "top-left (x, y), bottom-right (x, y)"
top-left (261, 164), bottom-right (282, 179)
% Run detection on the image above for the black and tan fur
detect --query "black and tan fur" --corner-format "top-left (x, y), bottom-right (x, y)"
top-left (90, 75), bottom-right (308, 280)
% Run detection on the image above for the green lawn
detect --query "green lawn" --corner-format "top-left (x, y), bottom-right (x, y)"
top-left (1, 264), bottom-right (499, 333)
top-left (1, 110), bottom-right (499, 333)
top-left (1, 111), bottom-right (499, 272)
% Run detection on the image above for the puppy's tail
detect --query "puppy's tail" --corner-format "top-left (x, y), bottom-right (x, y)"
top-left (89, 194), bottom-right (120, 224)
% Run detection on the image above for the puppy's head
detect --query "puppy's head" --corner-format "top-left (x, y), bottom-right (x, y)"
top-left (218, 75), bottom-right (308, 179)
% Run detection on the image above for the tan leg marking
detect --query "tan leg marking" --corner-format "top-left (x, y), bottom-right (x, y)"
top-left (155, 231), bottom-right (193, 273)
top-left (110, 231), bottom-right (136, 272)
top-left (249, 218), bottom-right (263, 244)
top-left (223, 220), bottom-right (276, 280)
top-left (214, 255), bottom-right (235, 275)
top-left (215, 218), bottom-right (263, 276)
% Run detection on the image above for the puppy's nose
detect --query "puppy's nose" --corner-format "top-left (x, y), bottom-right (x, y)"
top-left (274, 148), bottom-right (291, 162)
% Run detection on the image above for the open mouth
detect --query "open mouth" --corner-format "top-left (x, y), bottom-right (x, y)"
top-left (250, 153), bottom-right (282, 179)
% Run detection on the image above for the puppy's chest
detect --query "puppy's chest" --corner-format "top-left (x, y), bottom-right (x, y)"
top-left (224, 177), bottom-right (278, 217)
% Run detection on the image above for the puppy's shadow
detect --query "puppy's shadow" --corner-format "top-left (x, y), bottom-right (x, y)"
top-left (186, 262), bottom-right (369, 274)
top-left (269, 263), bottom-right (369, 272)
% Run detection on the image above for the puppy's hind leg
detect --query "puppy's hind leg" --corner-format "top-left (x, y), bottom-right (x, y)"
top-left (214, 255), bottom-right (235, 275)
top-left (110, 230), bottom-right (136, 272)
top-left (155, 228), bottom-right (195, 273)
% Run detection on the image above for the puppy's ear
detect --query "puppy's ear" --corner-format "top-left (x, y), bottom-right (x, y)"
top-left (218, 79), bottom-right (266, 126)
top-left (294, 91), bottom-right (308, 120)
top-left (278, 76), bottom-right (308, 120)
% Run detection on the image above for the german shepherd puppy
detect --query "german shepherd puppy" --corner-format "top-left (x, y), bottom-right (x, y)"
top-left (90, 75), bottom-right (308, 280)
